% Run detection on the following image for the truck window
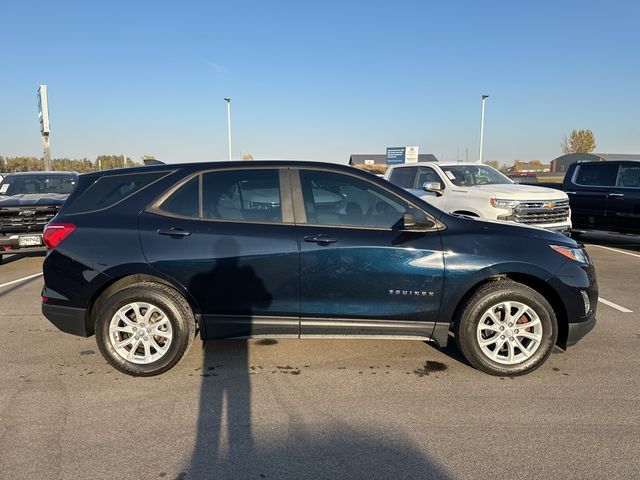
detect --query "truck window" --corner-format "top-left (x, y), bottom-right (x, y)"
top-left (388, 167), bottom-right (415, 188)
top-left (441, 165), bottom-right (511, 186)
top-left (574, 163), bottom-right (619, 187)
top-left (415, 167), bottom-right (444, 190)
top-left (616, 165), bottom-right (640, 188)
top-left (0, 173), bottom-right (77, 196)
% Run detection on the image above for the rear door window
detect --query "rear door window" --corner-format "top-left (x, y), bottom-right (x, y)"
top-left (574, 163), bottom-right (619, 187)
top-left (64, 171), bottom-right (170, 214)
top-left (202, 169), bottom-right (283, 223)
top-left (157, 176), bottom-right (200, 218)
top-left (388, 167), bottom-right (415, 188)
top-left (616, 165), bottom-right (640, 188)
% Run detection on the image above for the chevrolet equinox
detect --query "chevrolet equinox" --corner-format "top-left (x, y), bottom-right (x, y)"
top-left (41, 161), bottom-right (597, 376)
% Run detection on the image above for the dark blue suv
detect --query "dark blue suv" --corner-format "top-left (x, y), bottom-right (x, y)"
top-left (41, 161), bottom-right (597, 376)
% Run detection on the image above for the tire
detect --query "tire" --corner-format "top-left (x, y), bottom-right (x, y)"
top-left (0, 254), bottom-right (3, 265)
top-left (95, 282), bottom-right (195, 376)
top-left (455, 280), bottom-right (557, 376)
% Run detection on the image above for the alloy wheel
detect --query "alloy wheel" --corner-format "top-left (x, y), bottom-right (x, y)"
top-left (476, 301), bottom-right (543, 365)
top-left (108, 302), bottom-right (173, 364)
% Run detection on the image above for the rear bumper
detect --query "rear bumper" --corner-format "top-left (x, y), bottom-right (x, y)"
top-left (41, 303), bottom-right (92, 337)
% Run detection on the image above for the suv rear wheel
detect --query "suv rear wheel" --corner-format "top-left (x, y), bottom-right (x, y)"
top-left (455, 280), bottom-right (557, 376)
top-left (95, 282), bottom-right (195, 376)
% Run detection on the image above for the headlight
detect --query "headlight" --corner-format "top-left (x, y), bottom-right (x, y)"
top-left (550, 245), bottom-right (590, 264)
top-left (490, 198), bottom-right (519, 209)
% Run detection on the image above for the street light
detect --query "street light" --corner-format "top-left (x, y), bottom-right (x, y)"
top-left (224, 97), bottom-right (232, 160)
top-left (478, 94), bottom-right (489, 164)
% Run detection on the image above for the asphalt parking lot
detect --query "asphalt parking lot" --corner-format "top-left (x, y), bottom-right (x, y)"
top-left (1, 233), bottom-right (639, 480)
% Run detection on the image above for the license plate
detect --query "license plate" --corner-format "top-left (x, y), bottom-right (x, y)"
top-left (18, 235), bottom-right (42, 247)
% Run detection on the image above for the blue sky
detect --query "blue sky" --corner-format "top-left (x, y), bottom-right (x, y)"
top-left (1, 0), bottom-right (639, 165)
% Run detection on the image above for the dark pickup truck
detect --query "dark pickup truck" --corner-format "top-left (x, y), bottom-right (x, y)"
top-left (535, 161), bottom-right (640, 234)
top-left (0, 171), bottom-right (78, 263)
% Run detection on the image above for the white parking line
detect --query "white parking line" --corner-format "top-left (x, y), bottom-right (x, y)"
top-left (598, 297), bottom-right (633, 313)
top-left (0, 272), bottom-right (43, 289)
top-left (587, 244), bottom-right (640, 259)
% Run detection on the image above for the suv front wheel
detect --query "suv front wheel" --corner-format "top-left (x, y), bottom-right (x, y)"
top-left (95, 282), bottom-right (196, 376)
top-left (455, 280), bottom-right (558, 376)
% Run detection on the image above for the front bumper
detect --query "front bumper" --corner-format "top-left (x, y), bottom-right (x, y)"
top-left (567, 315), bottom-right (597, 346)
top-left (0, 233), bottom-right (46, 254)
top-left (553, 257), bottom-right (598, 348)
top-left (41, 303), bottom-right (92, 337)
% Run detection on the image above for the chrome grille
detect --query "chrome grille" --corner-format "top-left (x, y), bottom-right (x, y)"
top-left (0, 206), bottom-right (58, 229)
top-left (513, 199), bottom-right (570, 225)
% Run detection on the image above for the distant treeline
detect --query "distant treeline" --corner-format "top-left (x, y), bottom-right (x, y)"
top-left (0, 155), bottom-right (141, 173)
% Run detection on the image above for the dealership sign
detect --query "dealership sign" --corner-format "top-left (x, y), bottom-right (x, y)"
top-left (406, 146), bottom-right (419, 163)
top-left (386, 147), bottom-right (406, 165)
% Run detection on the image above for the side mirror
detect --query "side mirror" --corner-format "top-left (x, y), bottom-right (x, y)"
top-left (403, 208), bottom-right (434, 230)
top-left (422, 182), bottom-right (443, 196)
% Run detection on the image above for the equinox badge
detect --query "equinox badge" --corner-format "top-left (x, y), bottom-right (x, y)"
top-left (389, 289), bottom-right (433, 297)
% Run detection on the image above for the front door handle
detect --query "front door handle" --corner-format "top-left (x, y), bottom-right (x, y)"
top-left (158, 227), bottom-right (191, 237)
top-left (304, 234), bottom-right (337, 245)
top-left (607, 193), bottom-right (624, 198)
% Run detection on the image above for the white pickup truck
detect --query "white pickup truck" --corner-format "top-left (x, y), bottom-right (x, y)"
top-left (384, 162), bottom-right (571, 234)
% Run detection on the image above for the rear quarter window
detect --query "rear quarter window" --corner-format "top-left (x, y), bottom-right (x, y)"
top-left (63, 171), bottom-right (170, 214)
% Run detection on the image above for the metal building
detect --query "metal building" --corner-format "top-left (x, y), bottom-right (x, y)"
top-left (551, 153), bottom-right (640, 173)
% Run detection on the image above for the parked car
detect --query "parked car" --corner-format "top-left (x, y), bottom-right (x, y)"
top-left (41, 161), bottom-right (597, 377)
top-left (385, 162), bottom-right (572, 234)
top-left (0, 171), bottom-right (78, 263)
top-left (560, 160), bottom-right (640, 234)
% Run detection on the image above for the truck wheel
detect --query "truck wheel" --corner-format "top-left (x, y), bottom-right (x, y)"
top-left (455, 280), bottom-right (557, 376)
top-left (95, 282), bottom-right (195, 376)
top-left (0, 254), bottom-right (3, 264)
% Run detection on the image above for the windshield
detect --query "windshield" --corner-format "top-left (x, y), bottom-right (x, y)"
top-left (0, 174), bottom-right (77, 196)
top-left (441, 165), bottom-right (512, 187)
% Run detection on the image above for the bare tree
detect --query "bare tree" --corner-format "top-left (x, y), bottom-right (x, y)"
top-left (485, 160), bottom-right (501, 170)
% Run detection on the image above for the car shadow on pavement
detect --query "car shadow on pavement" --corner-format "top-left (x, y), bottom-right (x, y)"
top-left (187, 339), bottom-right (452, 480)
top-left (425, 334), bottom-right (473, 369)
top-left (0, 251), bottom-right (45, 266)
top-left (0, 274), bottom-right (42, 299)
top-left (184, 236), bottom-right (451, 479)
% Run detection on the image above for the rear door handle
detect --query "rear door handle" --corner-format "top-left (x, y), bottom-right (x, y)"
top-left (304, 234), bottom-right (337, 245)
top-left (158, 227), bottom-right (191, 237)
top-left (607, 193), bottom-right (624, 198)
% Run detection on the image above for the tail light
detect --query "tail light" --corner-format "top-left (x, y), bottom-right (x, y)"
top-left (43, 223), bottom-right (76, 249)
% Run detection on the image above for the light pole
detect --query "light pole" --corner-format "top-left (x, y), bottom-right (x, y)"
top-left (37, 85), bottom-right (52, 170)
top-left (478, 94), bottom-right (489, 164)
top-left (224, 97), bottom-right (232, 160)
